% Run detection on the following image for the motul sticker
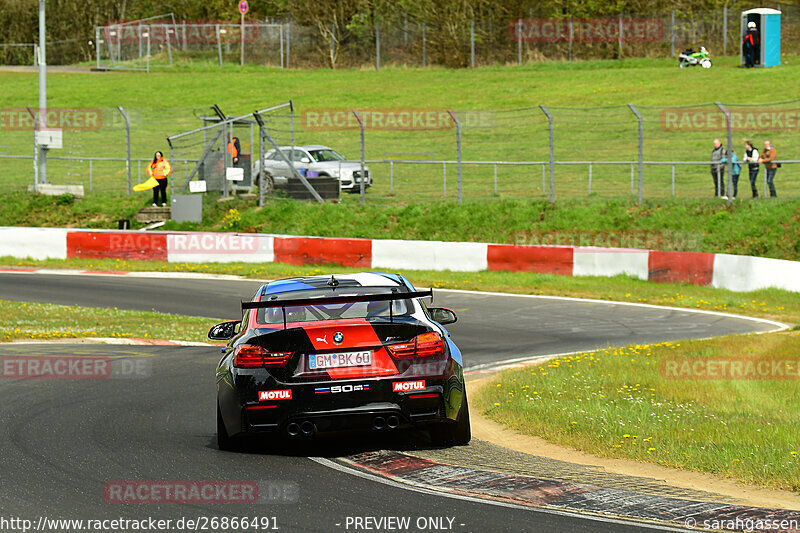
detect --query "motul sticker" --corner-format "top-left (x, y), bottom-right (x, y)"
top-left (392, 380), bottom-right (425, 392)
top-left (259, 389), bottom-right (292, 401)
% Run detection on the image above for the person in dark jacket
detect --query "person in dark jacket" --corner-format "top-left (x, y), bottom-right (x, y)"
top-left (743, 140), bottom-right (759, 198)
top-left (743, 21), bottom-right (759, 68)
top-left (710, 139), bottom-right (727, 197)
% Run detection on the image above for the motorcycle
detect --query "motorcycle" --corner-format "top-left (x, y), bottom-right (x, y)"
top-left (678, 46), bottom-right (712, 68)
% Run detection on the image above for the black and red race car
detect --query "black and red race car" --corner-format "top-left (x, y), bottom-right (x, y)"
top-left (209, 272), bottom-right (470, 450)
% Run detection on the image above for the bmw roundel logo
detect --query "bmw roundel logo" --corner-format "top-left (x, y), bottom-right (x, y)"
top-left (333, 332), bottom-right (344, 344)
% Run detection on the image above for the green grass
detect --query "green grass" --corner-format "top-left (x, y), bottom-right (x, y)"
top-left (2, 56), bottom-right (800, 200)
top-left (0, 299), bottom-right (220, 343)
top-left (4, 192), bottom-right (800, 261)
top-left (2, 256), bottom-right (799, 324)
top-left (476, 333), bottom-right (800, 493)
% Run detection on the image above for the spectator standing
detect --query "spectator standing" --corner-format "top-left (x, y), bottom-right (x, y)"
top-left (758, 140), bottom-right (778, 197)
top-left (728, 150), bottom-right (742, 199)
top-left (743, 21), bottom-right (760, 68)
top-left (227, 136), bottom-right (241, 166)
top-left (743, 140), bottom-right (759, 198)
top-left (147, 151), bottom-right (172, 207)
top-left (710, 139), bottom-right (727, 197)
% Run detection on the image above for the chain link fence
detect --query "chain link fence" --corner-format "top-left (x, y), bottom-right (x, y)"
top-left (76, 5), bottom-right (799, 70)
top-left (1, 100), bottom-right (797, 202)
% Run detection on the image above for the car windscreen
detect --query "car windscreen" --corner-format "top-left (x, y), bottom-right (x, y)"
top-left (308, 149), bottom-right (345, 162)
top-left (256, 288), bottom-right (412, 325)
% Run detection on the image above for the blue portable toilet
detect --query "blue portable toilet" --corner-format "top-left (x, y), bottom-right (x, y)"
top-left (740, 8), bottom-right (781, 67)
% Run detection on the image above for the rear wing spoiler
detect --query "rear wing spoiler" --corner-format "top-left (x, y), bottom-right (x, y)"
top-left (241, 289), bottom-right (433, 329)
top-left (241, 289), bottom-right (433, 310)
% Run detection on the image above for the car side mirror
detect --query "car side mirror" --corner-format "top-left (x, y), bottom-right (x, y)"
top-left (429, 307), bottom-right (457, 325)
top-left (208, 320), bottom-right (240, 341)
top-left (300, 157), bottom-right (310, 164)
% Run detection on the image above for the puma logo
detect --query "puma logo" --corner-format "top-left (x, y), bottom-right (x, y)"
top-left (316, 335), bottom-right (328, 344)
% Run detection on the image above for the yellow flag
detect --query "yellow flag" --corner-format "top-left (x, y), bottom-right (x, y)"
top-left (133, 177), bottom-right (159, 192)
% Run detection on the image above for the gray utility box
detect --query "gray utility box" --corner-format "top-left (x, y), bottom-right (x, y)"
top-left (287, 177), bottom-right (340, 201)
top-left (171, 194), bottom-right (203, 223)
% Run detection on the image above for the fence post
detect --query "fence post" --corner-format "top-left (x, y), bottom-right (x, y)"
top-left (671, 164), bottom-right (675, 196)
top-left (390, 161), bottom-right (394, 193)
top-left (671, 10), bottom-right (675, 58)
top-left (539, 105), bottom-right (555, 203)
top-left (618, 13), bottom-right (623, 58)
top-left (166, 25), bottom-right (173, 65)
top-left (375, 24), bottom-right (381, 70)
top-left (279, 24), bottom-right (285, 68)
top-left (422, 23), bottom-right (427, 67)
top-left (286, 18), bottom-right (291, 68)
top-left (470, 20), bottom-right (475, 68)
top-left (517, 20), bottom-right (522, 65)
top-left (95, 27), bottom-right (100, 69)
top-left (628, 104), bottom-right (644, 204)
top-left (26, 107), bottom-right (38, 191)
top-left (588, 163), bottom-right (592, 195)
top-left (216, 24), bottom-right (223, 67)
top-left (447, 110), bottom-right (462, 203)
top-left (493, 163), bottom-right (497, 195)
top-left (117, 106), bottom-right (132, 195)
top-left (353, 111), bottom-right (366, 204)
top-left (443, 162), bottom-right (447, 197)
top-left (723, 6), bottom-right (728, 56)
top-left (145, 27), bottom-right (150, 74)
top-left (715, 102), bottom-right (733, 204)
top-left (568, 18), bottom-right (573, 61)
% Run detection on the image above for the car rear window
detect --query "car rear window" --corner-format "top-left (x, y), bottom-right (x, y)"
top-left (255, 289), bottom-right (413, 325)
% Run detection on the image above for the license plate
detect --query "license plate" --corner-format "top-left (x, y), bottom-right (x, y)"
top-left (309, 351), bottom-right (371, 370)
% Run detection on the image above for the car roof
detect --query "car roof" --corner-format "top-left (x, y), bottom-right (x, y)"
top-left (260, 272), bottom-right (409, 297)
top-left (273, 145), bottom-right (330, 151)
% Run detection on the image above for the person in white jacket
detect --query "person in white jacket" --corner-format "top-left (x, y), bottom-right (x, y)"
top-left (743, 140), bottom-right (759, 198)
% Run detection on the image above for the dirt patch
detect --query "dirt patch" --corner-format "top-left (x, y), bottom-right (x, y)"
top-left (467, 374), bottom-right (800, 510)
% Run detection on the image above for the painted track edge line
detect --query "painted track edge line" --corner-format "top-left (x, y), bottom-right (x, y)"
top-left (309, 457), bottom-right (689, 532)
top-left (433, 287), bottom-right (791, 332)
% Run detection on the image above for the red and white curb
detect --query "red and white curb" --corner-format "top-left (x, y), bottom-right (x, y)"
top-left (3, 226), bottom-right (800, 293)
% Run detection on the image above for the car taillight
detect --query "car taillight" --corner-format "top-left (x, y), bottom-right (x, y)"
top-left (386, 332), bottom-right (445, 358)
top-left (233, 344), bottom-right (292, 368)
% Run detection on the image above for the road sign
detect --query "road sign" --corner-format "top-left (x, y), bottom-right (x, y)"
top-left (238, 0), bottom-right (248, 15)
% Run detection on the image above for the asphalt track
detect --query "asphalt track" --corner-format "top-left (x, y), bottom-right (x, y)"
top-left (0, 272), bottom-right (780, 532)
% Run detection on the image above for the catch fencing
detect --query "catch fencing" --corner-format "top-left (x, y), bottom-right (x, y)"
top-left (81, 5), bottom-right (799, 70)
top-left (1, 100), bottom-right (798, 203)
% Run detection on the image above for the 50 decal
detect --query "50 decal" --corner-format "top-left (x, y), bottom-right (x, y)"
top-left (315, 384), bottom-right (371, 394)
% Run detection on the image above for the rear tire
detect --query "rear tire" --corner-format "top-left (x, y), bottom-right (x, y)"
top-left (701, 58), bottom-right (712, 68)
top-left (217, 403), bottom-right (243, 452)
top-left (430, 395), bottom-right (471, 446)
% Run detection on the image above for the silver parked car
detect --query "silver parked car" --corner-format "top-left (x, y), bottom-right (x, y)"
top-left (253, 145), bottom-right (372, 192)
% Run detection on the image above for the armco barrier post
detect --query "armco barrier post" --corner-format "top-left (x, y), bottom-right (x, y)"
top-left (353, 111), bottom-right (366, 204)
top-left (628, 104), bottom-right (644, 204)
top-left (539, 105), bottom-right (555, 203)
top-left (447, 110), bottom-right (463, 203)
top-left (117, 106), bottom-right (132, 195)
top-left (715, 102), bottom-right (733, 204)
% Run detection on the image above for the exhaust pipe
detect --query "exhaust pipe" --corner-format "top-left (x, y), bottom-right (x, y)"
top-left (286, 422), bottom-right (301, 437)
top-left (386, 415), bottom-right (400, 429)
top-left (300, 420), bottom-right (316, 436)
top-left (372, 416), bottom-right (386, 430)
